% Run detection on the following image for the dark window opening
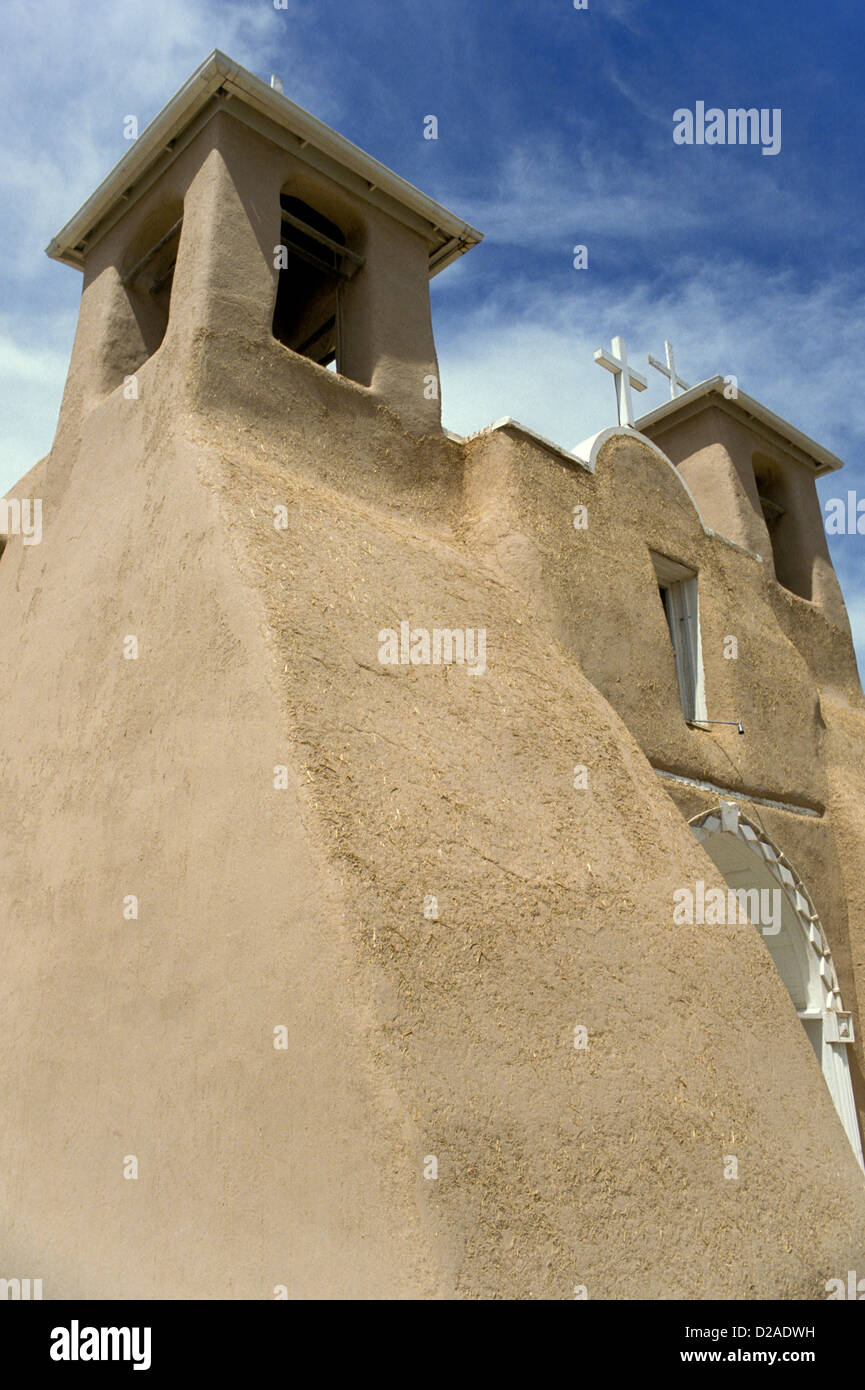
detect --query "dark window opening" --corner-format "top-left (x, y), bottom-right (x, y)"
top-left (97, 201), bottom-right (183, 395)
top-left (271, 196), bottom-right (363, 371)
top-left (752, 454), bottom-right (810, 600)
top-left (121, 215), bottom-right (182, 359)
top-left (757, 490), bottom-right (786, 533)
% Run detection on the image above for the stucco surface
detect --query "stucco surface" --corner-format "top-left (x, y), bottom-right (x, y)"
top-left (4, 102), bottom-right (865, 1300)
top-left (3, 358), bottom-right (865, 1296)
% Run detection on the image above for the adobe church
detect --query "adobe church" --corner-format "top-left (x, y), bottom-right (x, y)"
top-left (3, 51), bottom-right (865, 1299)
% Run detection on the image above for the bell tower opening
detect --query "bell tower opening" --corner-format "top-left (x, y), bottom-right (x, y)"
top-left (95, 198), bottom-right (184, 396)
top-left (752, 453), bottom-right (812, 600)
top-left (272, 195), bottom-right (362, 373)
top-left (117, 201), bottom-right (183, 368)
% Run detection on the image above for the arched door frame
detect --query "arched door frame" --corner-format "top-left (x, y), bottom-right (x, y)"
top-left (690, 799), bottom-right (864, 1170)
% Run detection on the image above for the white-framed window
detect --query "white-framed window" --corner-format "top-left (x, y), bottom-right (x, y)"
top-left (651, 552), bottom-right (707, 724)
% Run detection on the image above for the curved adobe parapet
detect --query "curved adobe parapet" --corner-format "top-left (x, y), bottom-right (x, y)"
top-left (573, 424), bottom-right (766, 561)
top-left (573, 425), bottom-right (710, 534)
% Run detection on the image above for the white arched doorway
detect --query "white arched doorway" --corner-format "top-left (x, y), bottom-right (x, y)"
top-left (690, 800), bottom-right (864, 1169)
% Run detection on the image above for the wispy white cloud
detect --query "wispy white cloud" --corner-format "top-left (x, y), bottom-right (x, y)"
top-left (833, 583), bottom-right (865, 684)
top-left (586, 0), bottom-right (651, 38)
top-left (0, 323), bottom-right (73, 487)
top-left (0, 330), bottom-right (70, 387)
top-left (437, 256), bottom-right (865, 466)
top-left (1, 0), bottom-right (309, 280)
top-left (443, 134), bottom-right (827, 253)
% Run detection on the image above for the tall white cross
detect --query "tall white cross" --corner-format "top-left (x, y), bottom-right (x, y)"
top-left (593, 336), bottom-right (648, 427)
top-left (648, 340), bottom-right (691, 398)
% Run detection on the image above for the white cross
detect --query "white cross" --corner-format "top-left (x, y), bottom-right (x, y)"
top-left (593, 336), bottom-right (648, 427)
top-left (648, 340), bottom-right (691, 398)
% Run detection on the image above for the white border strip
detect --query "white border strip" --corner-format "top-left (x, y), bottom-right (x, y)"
top-left (654, 767), bottom-right (822, 818)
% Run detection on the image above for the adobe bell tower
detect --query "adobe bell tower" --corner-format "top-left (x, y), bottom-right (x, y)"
top-left (635, 378), bottom-right (847, 622)
top-left (46, 51), bottom-right (482, 440)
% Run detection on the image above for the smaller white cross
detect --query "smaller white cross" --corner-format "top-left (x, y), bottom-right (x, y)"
top-left (593, 336), bottom-right (648, 427)
top-left (648, 340), bottom-right (691, 398)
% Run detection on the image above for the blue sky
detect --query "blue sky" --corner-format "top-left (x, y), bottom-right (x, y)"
top-left (3, 0), bottom-right (865, 661)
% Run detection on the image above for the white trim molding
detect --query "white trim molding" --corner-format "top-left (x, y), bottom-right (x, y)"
top-left (653, 767), bottom-right (822, 818)
top-left (46, 50), bottom-right (483, 274)
top-left (690, 801), bottom-right (864, 1170)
